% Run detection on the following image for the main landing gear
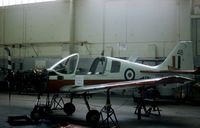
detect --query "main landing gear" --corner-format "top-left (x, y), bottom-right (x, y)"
top-left (63, 94), bottom-right (76, 115)
top-left (63, 93), bottom-right (101, 125)
top-left (83, 93), bottom-right (100, 125)
top-left (63, 102), bottom-right (76, 115)
top-left (81, 90), bottom-right (120, 127)
top-left (30, 93), bottom-right (100, 125)
top-left (30, 91), bottom-right (120, 127)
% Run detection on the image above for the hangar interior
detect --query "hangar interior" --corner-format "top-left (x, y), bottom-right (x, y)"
top-left (1, 0), bottom-right (200, 94)
top-left (0, 0), bottom-right (200, 64)
top-left (0, 0), bottom-right (200, 128)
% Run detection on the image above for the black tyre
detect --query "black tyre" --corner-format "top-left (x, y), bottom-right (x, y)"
top-left (86, 110), bottom-right (100, 125)
top-left (30, 110), bottom-right (40, 122)
top-left (64, 102), bottom-right (76, 115)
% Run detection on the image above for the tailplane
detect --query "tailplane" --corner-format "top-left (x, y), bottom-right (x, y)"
top-left (157, 41), bottom-right (194, 70)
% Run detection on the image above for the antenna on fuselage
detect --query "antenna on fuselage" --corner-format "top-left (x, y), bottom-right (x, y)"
top-left (101, 50), bottom-right (104, 56)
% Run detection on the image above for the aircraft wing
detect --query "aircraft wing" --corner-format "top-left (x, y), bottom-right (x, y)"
top-left (65, 76), bottom-right (193, 94)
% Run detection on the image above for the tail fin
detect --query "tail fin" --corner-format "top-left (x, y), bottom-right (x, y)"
top-left (158, 41), bottom-right (194, 70)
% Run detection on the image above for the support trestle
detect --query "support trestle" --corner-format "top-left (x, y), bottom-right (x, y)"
top-left (31, 93), bottom-right (67, 122)
top-left (50, 94), bottom-right (65, 110)
top-left (99, 89), bottom-right (120, 128)
top-left (134, 87), bottom-right (161, 120)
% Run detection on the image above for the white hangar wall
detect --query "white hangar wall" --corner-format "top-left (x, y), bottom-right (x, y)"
top-left (0, 0), bottom-right (191, 58)
top-left (0, 0), bottom-right (71, 57)
top-left (75, 0), bottom-right (191, 57)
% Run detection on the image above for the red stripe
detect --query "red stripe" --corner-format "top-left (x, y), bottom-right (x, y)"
top-left (47, 79), bottom-right (123, 92)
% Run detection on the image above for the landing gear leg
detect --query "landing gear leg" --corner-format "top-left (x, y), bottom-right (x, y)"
top-left (99, 89), bottom-right (120, 128)
top-left (84, 93), bottom-right (100, 126)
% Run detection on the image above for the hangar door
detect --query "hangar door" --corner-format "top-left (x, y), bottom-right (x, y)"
top-left (191, 19), bottom-right (200, 56)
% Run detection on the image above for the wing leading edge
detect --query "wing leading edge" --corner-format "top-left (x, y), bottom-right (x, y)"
top-left (67, 76), bottom-right (193, 94)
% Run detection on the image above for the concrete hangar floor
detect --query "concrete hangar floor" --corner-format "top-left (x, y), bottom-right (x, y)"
top-left (0, 93), bottom-right (200, 128)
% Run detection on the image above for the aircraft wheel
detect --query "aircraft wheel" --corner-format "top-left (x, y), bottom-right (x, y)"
top-left (86, 110), bottom-right (100, 125)
top-left (30, 109), bottom-right (41, 122)
top-left (64, 102), bottom-right (76, 115)
top-left (30, 105), bottom-right (49, 122)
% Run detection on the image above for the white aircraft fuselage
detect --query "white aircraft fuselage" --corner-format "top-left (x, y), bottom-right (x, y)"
top-left (47, 41), bottom-right (194, 92)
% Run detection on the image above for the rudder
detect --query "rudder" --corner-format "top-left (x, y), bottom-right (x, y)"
top-left (158, 41), bottom-right (194, 70)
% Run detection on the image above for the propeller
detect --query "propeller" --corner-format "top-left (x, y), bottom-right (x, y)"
top-left (4, 47), bottom-right (12, 103)
top-left (32, 68), bottom-right (49, 94)
top-left (4, 70), bottom-right (15, 104)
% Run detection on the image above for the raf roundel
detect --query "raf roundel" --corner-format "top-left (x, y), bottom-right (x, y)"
top-left (124, 68), bottom-right (135, 80)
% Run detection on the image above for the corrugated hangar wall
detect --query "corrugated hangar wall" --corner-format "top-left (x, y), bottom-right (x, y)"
top-left (0, 0), bottom-right (191, 60)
